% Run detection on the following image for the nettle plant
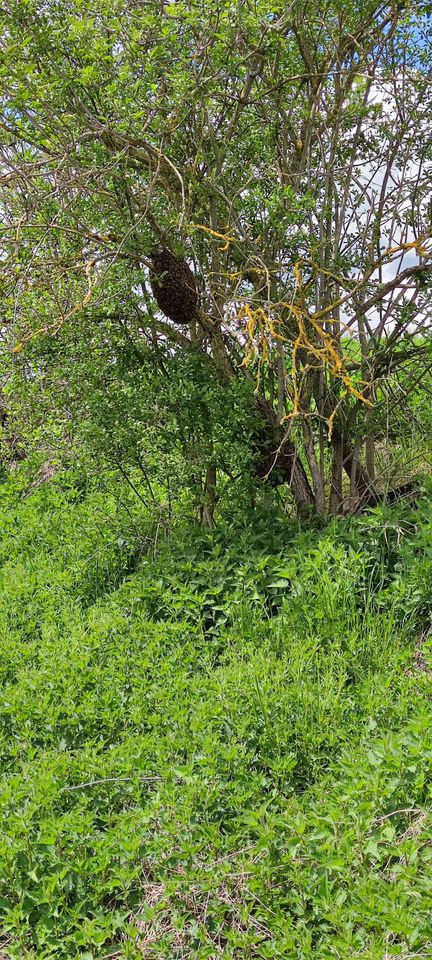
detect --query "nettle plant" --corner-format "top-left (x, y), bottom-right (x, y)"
top-left (0, 0), bottom-right (431, 520)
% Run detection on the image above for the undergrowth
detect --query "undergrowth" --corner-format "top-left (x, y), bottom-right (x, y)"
top-left (0, 463), bottom-right (432, 958)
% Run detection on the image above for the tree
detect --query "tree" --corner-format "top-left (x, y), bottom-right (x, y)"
top-left (1, 0), bottom-right (431, 519)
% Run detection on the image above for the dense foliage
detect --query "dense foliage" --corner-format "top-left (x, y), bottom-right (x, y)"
top-left (0, 461), bottom-right (432, 957)
top-left (1, 0), bottom-right (431, 517)
top-left (1, 1), bottom-right (432, 957)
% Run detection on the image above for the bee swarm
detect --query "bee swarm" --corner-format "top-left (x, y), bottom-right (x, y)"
top-left (149, 248), bottom-right (199, 325)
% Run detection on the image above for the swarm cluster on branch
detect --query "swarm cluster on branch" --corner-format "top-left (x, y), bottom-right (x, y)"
top-left (149, 248), bottom-right (199, 326)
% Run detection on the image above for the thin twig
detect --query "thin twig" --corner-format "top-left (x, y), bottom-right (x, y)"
top-left (61, 776), bottom-right (161, 792)
top-left (373, 806), bottom-right (425, 825)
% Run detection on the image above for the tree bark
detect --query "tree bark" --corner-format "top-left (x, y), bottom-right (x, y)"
top-left (329, 434), bottom-right (344, 514)
top-left (254, 398), bottom-right (315, 510)
top-left (304, 420), bottom-right (325, 514)
top-left (206, 322), bottom-right (315, 512)
top-left (342, 438), bottom-right (377, 504)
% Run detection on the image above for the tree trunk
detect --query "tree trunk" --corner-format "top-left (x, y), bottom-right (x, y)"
top-left (365, 434), bottom-right (375, 481)
top-left (254, 398), bottom-right (315, 510)
top-left (303, 420), bottom-right (325, 514)
top-left (207, 325), bottom-right (315, 512)
top-left (358, 305), bottom-right (376, 481)
top-left (329, 434), bottom-right (343, 514)
top-left (342, 439), bottom-right (377, 505)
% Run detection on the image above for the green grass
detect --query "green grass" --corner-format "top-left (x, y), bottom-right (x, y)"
top-left (0, 464), bottom-right (432, 958)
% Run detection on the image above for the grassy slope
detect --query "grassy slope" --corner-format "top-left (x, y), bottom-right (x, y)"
top-left (0, 465), bottom-right (432, 959)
